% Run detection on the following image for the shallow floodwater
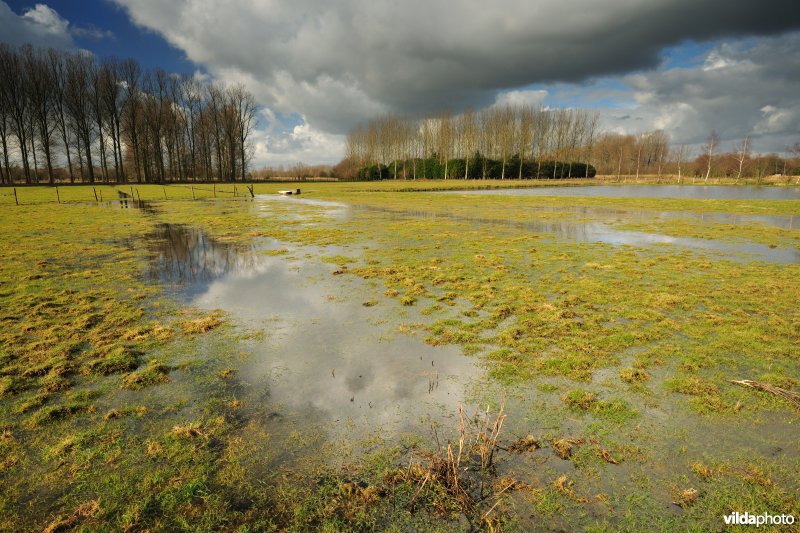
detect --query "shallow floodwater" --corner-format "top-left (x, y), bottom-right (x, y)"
top-left (142, 219), bottom-right (482, 444)
top-left (356, 205), bottom-right (800, 264)
top-left (130, 196), bottom-right (799, 528)
top-left (144, 223), bottom-right (262, 299)
top-left (453, 184), bottom-right (800, 200)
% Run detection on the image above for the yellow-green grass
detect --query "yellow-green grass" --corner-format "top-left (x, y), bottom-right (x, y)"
top-left (1, 182), bottom-right (798, 530)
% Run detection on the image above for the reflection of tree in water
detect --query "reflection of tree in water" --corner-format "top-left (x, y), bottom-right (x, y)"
top-left (145, 224), bottom-right (259, 296)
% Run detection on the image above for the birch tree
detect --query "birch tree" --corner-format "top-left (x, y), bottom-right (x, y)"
top-left (703, 130), bottom-right (719, 182)
top-left (734, 135), bottom-right (750, 183)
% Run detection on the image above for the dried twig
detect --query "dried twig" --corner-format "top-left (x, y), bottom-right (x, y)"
top-left (730, 379), bottom-right (800, 407)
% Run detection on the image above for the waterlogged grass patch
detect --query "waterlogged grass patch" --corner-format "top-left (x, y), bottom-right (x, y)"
top-left (121, 359), bottom-right (171, 390)
top-left (1, 183), bottom-right (798, 530)
top-left (665, 375), bottom-right (747, 414)
top-left (85, 346), bottom-right (141, 375)
top-left (620, 367), bottom-right (651, 383)
top-left (178, 312), bottom-right (224, 334)
top-left (667, 375), bottom-right (719, 396)
top-left (562, 388), bottom-right (638, 422)
top-left (321, 254), bottom-right (356, 265)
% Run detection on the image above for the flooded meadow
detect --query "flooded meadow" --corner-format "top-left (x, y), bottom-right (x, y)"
top-left (0, 181), bottom-right (798, 530)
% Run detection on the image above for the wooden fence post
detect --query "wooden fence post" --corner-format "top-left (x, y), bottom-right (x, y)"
top-left (56, 187), bottom-right (60, 204)
top-left (93, 187), bottom-right (98, 202)
top-left (13, 188), bottom-right (18, 205)
top-left (191, 185), bottom-right (195, 200)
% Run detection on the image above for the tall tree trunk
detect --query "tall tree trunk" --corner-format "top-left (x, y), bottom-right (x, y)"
top-left (84, 136), bottom-right (95, 183)
top-left (0, 133), bottom-right (9, 184)
top-left (115, 118), bottom-right (125, 182)
top-left (29, 134), bottom-right (39, 183)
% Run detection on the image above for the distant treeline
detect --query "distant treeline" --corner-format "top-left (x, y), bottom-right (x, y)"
top-left (0, 43), bottom-right (257, 185)
top-left (343, 106), bottom-right (800, 182)
top-left (357, 155), bottom-right (595, 180)
top-left (344, 106), bottom-right (599, 180)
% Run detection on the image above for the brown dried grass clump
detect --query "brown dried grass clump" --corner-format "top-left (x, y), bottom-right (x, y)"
top-left (388, 398), bottom-right (509, 520)
top-left (674, 488), bottom-right (699, 507)
top-left (171, 422), bottom-right (207, 440)
top-left (553, 475), bottom-right (591, 504)
top-left (179, 312), bottom-right (223, 334)
top-left (327, 481), bottom-right (384, 521)
top-left (508, 435), bottom-right (541, 453)
top-left (145, 440), bottom-right (163, 457)
top-left (619, 367), bottom-right (650, 383)
top-left (43, 500), bottom-right (100, 533)
top-left (596, 448), bottom-right (619, 464)
top-left (552, 437), bottom-right (584, 460)
top-left (691, 461), bottom-right (718, 481)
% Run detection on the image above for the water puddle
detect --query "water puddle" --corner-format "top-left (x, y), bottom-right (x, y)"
top-left (143, 224), bottom-right (262, 300)
top-left (535, 204), bottom-right (796, 230)
top-left (141, 219), bottom-right (482, 446)
top-left (449, 184), bottom-right (800, 200)
top-left (355, 205), bottom-right (800, 264)
top-left (123, 196), bottom-right (798, 527)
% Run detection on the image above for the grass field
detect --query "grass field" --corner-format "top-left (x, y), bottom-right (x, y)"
top-left (1, 180), bottom-right (798, 530)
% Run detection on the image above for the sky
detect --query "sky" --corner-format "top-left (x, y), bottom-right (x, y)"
top-left (2, 0), bottom-right (799, 167)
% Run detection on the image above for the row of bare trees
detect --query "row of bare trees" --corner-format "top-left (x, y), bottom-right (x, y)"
top-left (0, 44), bottom-right (257, 185)
top-left (345, 106), bottom-right (599, 179)
top-left (592, 131), bottom-right (671, 179)
top-left (345, 105), bottom-right (800, 181)
top-left (593, 130), bottom-right (800, 181)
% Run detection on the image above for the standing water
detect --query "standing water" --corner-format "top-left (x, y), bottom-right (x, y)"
top-left (141, 219), bottom-right (483, 447)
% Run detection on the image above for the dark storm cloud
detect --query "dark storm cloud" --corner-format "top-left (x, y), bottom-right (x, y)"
top-left (112, 0), bottom-right (800, 133)
top-left (610, 33), bottom-right (800, 151)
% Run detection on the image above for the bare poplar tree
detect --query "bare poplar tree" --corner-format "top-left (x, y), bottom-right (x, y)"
top-left (421, 117), bottom-right (432, 179)
top-left (550, 109), bottom-right (571, 179)
top-left (99, 58), bottom-right (126, 182)
top-left (479, 108), bottom-right (493, 179)
top-left (88, 59), bottom-right (110, 182)
top-left (232, 84), bottom-right (257, 181)
top-left (438, 112), bottom-right (453, 179)
top-left (48, 49), bottom-right (76, 182)
top-left (22, 46), bottom-right (57, 183)
top-left (120, 58), bottom-right (143, 182)
top-left (531, 107), bottom-right (551, 178)
top-left (517, 105), bottom-right (533, 179)
top-left (583, 113), bottom-right (598, 178)
top-left (206, 84), bottom-right (226, 182)
top-left (674, 144), bottom-right (688, 183)
top-left (634, 134), bottom-right (643, 182)
top-left (734, 135), bottom-right (750, 183)
top-left (461, 108), bottom-right (478, 179)
top-left (0, 44), bottom-right (16, 183)
top-left (703, 130), bottom-right (719, 182)
top-left (65, 52), bottom-right (97, 183)
top-left (497, 106), bottom-right (515, 179)
top-left (3, 47), bottom-right (33, 182)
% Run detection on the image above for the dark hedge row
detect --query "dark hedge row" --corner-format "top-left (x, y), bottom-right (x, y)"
top-left (357, 155), bottom-right (596, 180)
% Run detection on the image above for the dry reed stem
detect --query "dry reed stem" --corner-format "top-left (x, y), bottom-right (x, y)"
top-left (730, 379), bottom-right (800, 407)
